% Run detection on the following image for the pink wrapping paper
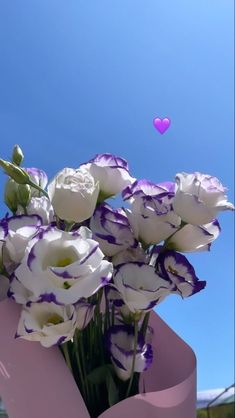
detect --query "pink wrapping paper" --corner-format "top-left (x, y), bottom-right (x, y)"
top-left (0, 299), bottom-right (196, 418)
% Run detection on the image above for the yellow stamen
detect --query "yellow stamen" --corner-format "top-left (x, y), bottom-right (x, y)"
top-left (56, 257), bottom-right (73, 267)
top-left (46, 314), bottom-right (63, 326)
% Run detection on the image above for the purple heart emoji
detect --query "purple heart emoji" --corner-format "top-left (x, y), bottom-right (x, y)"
top-left (153, 117), bottom-right (171, 134)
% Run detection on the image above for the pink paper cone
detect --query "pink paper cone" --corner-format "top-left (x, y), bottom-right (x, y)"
top-left (0, 299), bottom-right (90, 418)
top-left (99, 310), bottom-right (196, 418)
top-left (0, 298), bottom-right (196, 418)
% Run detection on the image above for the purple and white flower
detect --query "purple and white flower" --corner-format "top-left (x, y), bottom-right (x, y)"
top-left (90, 203), bottom-right (137, 257)
top-left (123, 179), bottom-right (176, 205)
top-left (8, 274), bottom-right (35, 304)
top-left (16, 302), bottom-right (77, 347)
top-left (17, 196), bottom-right (54, 225)
top-left (123, 180), bottom-right (181, 245)
top-left (112, 245), bottom-right (148, 266)
top-left (14, 226), bottom-right (113, 305)
top-left (111, 309), bottom-right (154, 347)
top-left (113, 263), bottom-right (172, 313)
top-left (156, 250), bottom-right (206, 297)
top-left (166, 219), bottom-right (221, 252)
top-left (25, 167), bottom-right (48, 197)
top-left (81, 153), bottom-right (135, 198)
top-left (106, 325), bottom-right (153, 381)
top-left (0, 219), bottom-right (7, 265)
top-left (48, 167), bottom-right (99, 223)
top-left (75, 300), bottom-right (95, 330)
top-left (173, 172), bottom-right (234, 225)
top-left (1, 215), bottom-right (42, 264)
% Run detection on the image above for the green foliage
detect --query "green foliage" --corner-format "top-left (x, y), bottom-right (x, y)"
top-left (197, 403), bottom-right (235, 418)
top-left (106, 372), bottom-right (119, 407)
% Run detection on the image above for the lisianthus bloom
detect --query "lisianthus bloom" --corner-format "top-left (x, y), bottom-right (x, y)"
top-left (0, 215), bottom-right (42, 264)
top-left (106, 325), bottom-right (153, 381)
top-left (17, 196), bottom-right (54, 225)
top-left (156, 249), bottom-right (206, 297)
top-left (90, 203), bottom-right (137, 257)
top-left (0, 218), bottom-right (7, 265)
top-left (123, 180), bottom-right (181, 245)
top-left (16, 302), bottom-right (77, 347)
top-left (166, 219), bottom-right (221, 252)
top-left (113, 262), bottom-right (172, 313)
top-left (123, 179), bottom-right (176, 203)
top-left (81, 153), bottom-right (135, 199)
top-left (14, 226), bottom-right (113, 305)
top-left (48, 167), bottom-right (99, 223)
top-left (173, 172), bottom-right (234, 225)
top-left (74, 300), bottom-right (95, 330)
top-left (112, 245), bottom-right (147, 266)
top-left (8, 274), bottom-right (34, 304)
top-left (25, 167), bottom-right (48, 197)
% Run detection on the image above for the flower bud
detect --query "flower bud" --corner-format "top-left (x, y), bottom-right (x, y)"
top-left (4, 178), bottom-right (18, 213)
top-left (17, 184), bottom-right (31, 208)
top-left (12, 145), bottom-right (24, 166)
top-left (0, 159), bottom-right (30, 185)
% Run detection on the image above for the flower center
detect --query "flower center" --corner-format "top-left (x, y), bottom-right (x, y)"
top-left (63, 281), bottom-right (71, 289)
top-left (168, 265), bottom-right (178, 275)
top-left (56, 257), bottom-right (73, 267)
top-left (46, 314), bottom-right (63, 326)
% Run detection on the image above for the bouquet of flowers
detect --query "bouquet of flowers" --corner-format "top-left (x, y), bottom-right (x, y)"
top-left (0, 145), bottom-right (234, 418)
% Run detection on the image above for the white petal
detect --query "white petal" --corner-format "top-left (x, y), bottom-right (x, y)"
top-left (168, 221), bottom-right (220, 252)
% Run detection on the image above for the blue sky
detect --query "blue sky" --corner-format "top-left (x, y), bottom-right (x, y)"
top-left (0, 0), bottom-right (234, 391)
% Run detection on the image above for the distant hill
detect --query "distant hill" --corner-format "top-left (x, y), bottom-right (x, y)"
top-left (197, 387), bottom-right (235, 409)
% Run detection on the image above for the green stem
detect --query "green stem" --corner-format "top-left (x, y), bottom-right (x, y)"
top-left (126, 320), bottom-right (138, 398)
top-left (104, 291), bottom-right (110, 332)
top-left (65, 222), bottom-right (75, 232)
top-left (140, 312), bottom-right (150, 338)
top-left (79, 332), bottom-right (90, 401)
top-left (61, 342), bottom-right (72, 372)
top-left (0, 266), bottom-right (10, 279)
top-left (111, 303), bottom-right (115, 326)
top-left (74, 332), bottom-right (87, 400)
top-left (27, 179), bottom-right (49, 199)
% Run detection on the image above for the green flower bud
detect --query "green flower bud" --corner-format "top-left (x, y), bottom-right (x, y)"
top-left (12, 145), bottom-right (24, 166)
top-left (0, 159), bottom-right (30, 185)
top-left (17, 184), bottom-right (31, 208)
top-left (4, 178), bottom-right (18, 213)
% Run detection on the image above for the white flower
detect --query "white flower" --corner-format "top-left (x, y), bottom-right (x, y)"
top-left (75, 301), bottom-right (95, 330)
top-left (167, 219), bottom-right (221, 252)
top-left (112, 245), bottom-right (148, 266)
top-left (47, 167), bottom-right (99, 223)
top-left (8, 274), bottom-right (35, 304)
top-left (17, 196), bottom-right (54, 225)
top-left (25, 167), bottom-right (48, 197)
top-left (173, 172), bottom-right (234, 225)
top-left (0, 221), bottom-right (6, 265)
top-left (113, 263), bottom-right (172, 313)
top-left (90, 203), bottom-right (137, 257)
top-left (16, 302), bottom-right (77, 347)
top-left (1, 215), bottom-right (42, 264)
top-left (14, 226), bottom-right (113, 305)
top-left (123, 180), bottom-right (180, 245)
top-left (155, 250), bottom-right (206, 297)
top-left (81, 153), bottom-right (135, 198)
top-left (106, 325), bottom-right (153, 381)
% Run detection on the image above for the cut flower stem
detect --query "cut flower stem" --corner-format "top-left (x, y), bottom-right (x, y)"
top-left (126, 319), bottom-right (138, 398)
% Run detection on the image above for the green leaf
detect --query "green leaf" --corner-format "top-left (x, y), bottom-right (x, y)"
top-left (106, 372), bottom-right (119, 406)
top-left (86, 364), bottom-right (112, 385)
